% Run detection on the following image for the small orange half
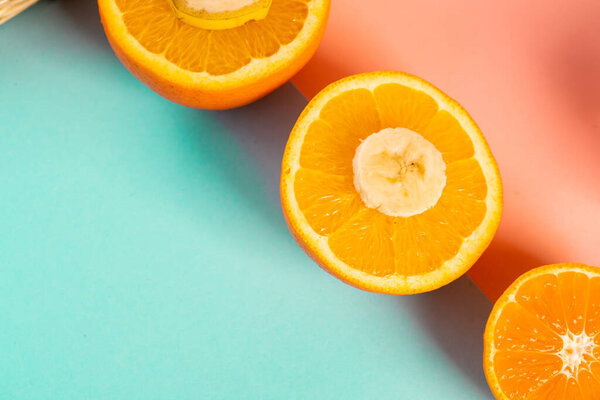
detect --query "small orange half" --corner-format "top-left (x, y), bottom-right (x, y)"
top-left (280, 72), bottom-right (503, 294)
top-left (98, 0), bottom-right (330, 109)
top-left (484, 263), bottom-right (600, 400)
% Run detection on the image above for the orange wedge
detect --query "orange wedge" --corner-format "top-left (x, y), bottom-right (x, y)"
top-left (98, 0), bottom-right (330, 109)
top-left (484, 263), bottom-right (600, 399)
top-left (280, 72), bottom-right (503, 294)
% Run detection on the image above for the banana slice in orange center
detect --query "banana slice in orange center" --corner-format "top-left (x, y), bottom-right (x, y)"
top-left (168, 0), bottom-right (272, 30)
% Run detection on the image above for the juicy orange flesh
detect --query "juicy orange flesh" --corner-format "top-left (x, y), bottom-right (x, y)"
top-left (115, 0), bottom-right (309, 75)
top-left (295, 84), bottom-right (487, 276)
top-left (491, 272), bottom-right (600, 399)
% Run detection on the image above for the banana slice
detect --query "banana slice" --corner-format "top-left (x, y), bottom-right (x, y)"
top-left (353, 128), bottom-right (446, 217)
top-left (169, 0), bottom-right (272, 30)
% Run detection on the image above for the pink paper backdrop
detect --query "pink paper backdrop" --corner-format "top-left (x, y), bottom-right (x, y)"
top-left (293, 0), bottom-right (600, 300)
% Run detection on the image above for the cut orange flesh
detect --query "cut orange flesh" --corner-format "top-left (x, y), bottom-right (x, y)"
top-left (280, 72), bottom-right (503, 294)
top-left (98, 0), bottom-right (330, 109)
top-left (484, 263), bottom-right (600, 399)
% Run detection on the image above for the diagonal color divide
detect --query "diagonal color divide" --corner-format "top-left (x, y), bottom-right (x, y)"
top-left (292, 0), bottom-right (600, 301)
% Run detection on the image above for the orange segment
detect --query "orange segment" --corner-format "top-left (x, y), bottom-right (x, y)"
top-left (435, 158), bottom-right (488, 238)
top-left (493, 303), bottom-right (563, 353)
top-left (329, 209), bottom-right (395, 277)
top-left (237, 22), bottom-right (281, 58)
top-left (529, 374), bottom-right (567, 400)
top-left (164, 25), bottom-right (211, 72)
top-left (392, 210), bottom-right (463, 276)
top-left (578, 370), bottom-right (600, 399)
top-left (421, 110), bottom-right (475, 163)
top-left (444, 158), bottom-right (487, 199)
top-left (264, 0), bottom-right (309, 45)
top-left (484, 263), bottom-right (600, 400)
top-left (492, 350), bottom-right (563, 399)
top-left (293, 169), bottom-right (363, 236)
top-left (514, 272), bottom-right (568, 335)
top-left (373, 83), bottom-right (476, 164)
top-left (205, 29), bottom-right (256, 75)
top-left (99, 0), bottom-right (330, 109)
top-left (558, 271), bottom-right (590, 335)
top-left (444, 158), bottom-right (487, 201)
top-left (319, 88), bottom-right (382, 140)
top-left (299, 88), bottom-right (381, 176)
top-left (281, 72), bottom-right (503, 294)
top-left (432, 194), bottom-right (486, 239)
top-left (592, 362), bottom-right (600, 380)
top-left (373, 83), bottom-right (438, 131)
top-left (299, 120), bottom-right (355, 176)
top-left (564, 377), bottom-right (585, 399)
top-left (121, 1), bottom-right (179, 54)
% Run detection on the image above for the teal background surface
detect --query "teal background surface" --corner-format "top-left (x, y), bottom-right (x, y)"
top-left (1, 1), bottom-right (493, 398)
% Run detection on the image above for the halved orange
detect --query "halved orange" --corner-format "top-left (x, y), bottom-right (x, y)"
top-left (280, 72), bottom-right (503, 294)
top-left (98, 0), bottom-right (330, 109)
top-left (484, 263), bottom-right (600, 400)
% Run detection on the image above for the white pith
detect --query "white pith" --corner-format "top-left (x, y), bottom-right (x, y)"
top-left (352, 127), bottom-right (446, 218)
top-left (557, 331), bottom-right (597, 378)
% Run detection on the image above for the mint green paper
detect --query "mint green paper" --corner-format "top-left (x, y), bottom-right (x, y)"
top-left (0, 2), bottom-right (493, 399)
